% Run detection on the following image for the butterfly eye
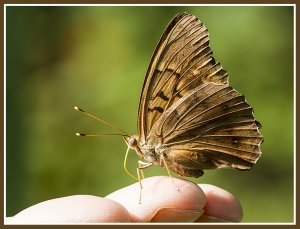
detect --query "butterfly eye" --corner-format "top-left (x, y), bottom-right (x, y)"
top-left (129, 137), bottom-right (137, 147)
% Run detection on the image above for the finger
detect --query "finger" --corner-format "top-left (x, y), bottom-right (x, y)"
top-left (106, 176), bottom-right (206, 222)
top-left (6, 195), bottom-right (131, 223)
top-left (196, 184), bottom-right (243, 222)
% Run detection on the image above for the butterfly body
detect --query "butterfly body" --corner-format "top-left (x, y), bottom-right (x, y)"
top-left (125, 12), bottom-right (263, 179)
top-left (125, 135), bottom-right (205, 178)
top-left (125, 136), bottom-right (160, 164)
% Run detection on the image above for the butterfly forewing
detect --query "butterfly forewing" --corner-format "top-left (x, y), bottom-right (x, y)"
top-left (138, 13), bottom-right (229, 141)
top-left (136, 12), bottom-right (263, 177)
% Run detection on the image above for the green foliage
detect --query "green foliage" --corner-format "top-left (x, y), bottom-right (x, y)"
top-left (6, 6), bottom-right (294, 222)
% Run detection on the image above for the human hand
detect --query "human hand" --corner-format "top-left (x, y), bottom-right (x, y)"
top-left (6, 176), bottom-right (242, 223)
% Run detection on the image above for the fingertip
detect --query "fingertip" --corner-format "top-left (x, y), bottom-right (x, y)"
top-left (198, 184), bottom-right (243, 222)
top-left (106, 176), bottom-right (206, 222)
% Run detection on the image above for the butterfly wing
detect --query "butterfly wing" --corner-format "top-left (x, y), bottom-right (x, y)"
top-left (138, 12), bottom-right (228, 141)
top-left (138, 12), bottom-right (263, 177)
top-left (149, 83), bottom-right (263, 177)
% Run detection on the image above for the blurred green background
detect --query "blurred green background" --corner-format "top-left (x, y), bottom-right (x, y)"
top-left (6, 6), bottom-right (294, 222)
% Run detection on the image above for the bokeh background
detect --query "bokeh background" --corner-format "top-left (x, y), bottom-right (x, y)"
top-left (6, 6), bottom-right (294, 222)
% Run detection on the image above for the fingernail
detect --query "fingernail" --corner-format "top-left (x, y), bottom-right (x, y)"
top-left (151, 208), bottom-right (204, 222)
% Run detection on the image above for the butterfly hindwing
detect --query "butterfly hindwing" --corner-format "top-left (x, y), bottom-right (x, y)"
top-left (146, 83), bottom-right (262, 176)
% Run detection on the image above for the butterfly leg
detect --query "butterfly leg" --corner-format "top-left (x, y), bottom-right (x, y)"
top-left (123, 145), bottom-right (139, 181)
top-left (137, 160), bottom-right (153, 204)
top-left (160, 155), bottom-right (179, 191)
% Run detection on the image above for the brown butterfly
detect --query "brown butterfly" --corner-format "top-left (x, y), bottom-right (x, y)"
top-left (124, 12), bottom-right (263, 182)
top-left (76, 12), bottom-right (263, 202)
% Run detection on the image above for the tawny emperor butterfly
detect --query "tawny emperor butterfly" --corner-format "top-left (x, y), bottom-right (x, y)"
top-left (76, 12), bottom-right (263, 202)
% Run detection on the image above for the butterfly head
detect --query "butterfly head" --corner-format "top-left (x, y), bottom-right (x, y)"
top-left (124, 136), bottom-right (138, 149)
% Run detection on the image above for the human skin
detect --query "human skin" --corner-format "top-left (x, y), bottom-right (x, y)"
top-left (6, 176), bottom-right (243, 223)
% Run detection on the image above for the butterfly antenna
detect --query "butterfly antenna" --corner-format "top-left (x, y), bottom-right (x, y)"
top-left (76, 133), bottom-right (129, 137)
top-left (74, 106), bottom-right (129, 137)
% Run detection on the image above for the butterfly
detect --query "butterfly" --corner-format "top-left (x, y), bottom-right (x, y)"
top-left (76, 12), bottom-right (263, 202)
top-left (124, 12), bottom-right (263, 181)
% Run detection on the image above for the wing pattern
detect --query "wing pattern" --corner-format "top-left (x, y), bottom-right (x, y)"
top-left (138, 12), bottom-right (229, 141)
top-left (137, 12), bottom-right (263, 177)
